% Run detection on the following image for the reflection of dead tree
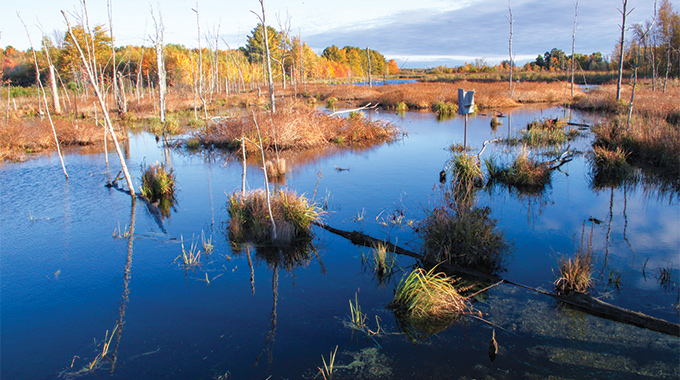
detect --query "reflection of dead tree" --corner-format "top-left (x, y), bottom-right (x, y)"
top-left (110, 197), bottom-right (136, 373)
top-left (254, 262), bottom-right (278, 368)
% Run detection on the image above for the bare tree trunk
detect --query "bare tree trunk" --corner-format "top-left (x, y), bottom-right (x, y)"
top-left (150, 4), bottom-right (166, 123)
top-left (108, 0), bottom-right (126, 115)
top-left (252, 112), bottom-right (277, 240)
top-left (19, 14), bottom-right (68, 178)
top-left (508, 0), bottom-right (513, 96)
top-left (366, 47), bottom-right (372, 88)
top-left (616, 0), bottom-right (631, 101)
top-left (253, 0), bottom-right (276, 114)
top-left (48, 63), bottom-right (62, 115)
top-left (193, 1), bottom-right (209, 120)
top-left (571, 0), bottom-right (578, 98)
top-left (63, 10), bottom-right (136, 195)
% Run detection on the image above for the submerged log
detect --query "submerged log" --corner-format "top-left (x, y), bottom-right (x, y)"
top-left (312, 221), bottom-right (680, 337)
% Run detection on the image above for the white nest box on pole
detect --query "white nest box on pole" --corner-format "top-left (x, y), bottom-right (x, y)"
top-left (458, 89), bottom-right (475, 115)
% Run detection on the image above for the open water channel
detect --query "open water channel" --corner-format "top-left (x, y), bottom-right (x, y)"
top-left (1, 104), bottom-right (678, 379)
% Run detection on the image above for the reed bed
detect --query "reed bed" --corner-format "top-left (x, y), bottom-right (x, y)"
top-left (196, 101), bottom-right (397, 153)
top-left (227, 189), bottom-right (322, 246)
top-left (592, 114), bottom-right (680, 179)
top-left (311, 81), bottom-right (580, 110)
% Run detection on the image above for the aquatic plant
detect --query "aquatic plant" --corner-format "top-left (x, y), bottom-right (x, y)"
top-left (420, 205), bottom-right (509, 274)
top-left (433, 101), bottom-right (458, 119)
top-left (326, 96), bottom-right (337, 110)
top-left (589, 145), bottom-right (633, 182)
top-left (349, 292), bottom-right (367, 331)
top-left (140, 162), bottom-right (176, 202)
top-left (175, 235), bottom-right (201, 271)
top-left (389, 267), bottom-right (474, 343)
top-left (445, 153), bottom-right (483, 186)
top-left (485, 150), bottom-right (552, 192)
top-left (264, 157), bottom-right (287, 179)
top-left (555, 227), bottom-right (594, 293)
top-left (227, 189), bottom-right (322, 246)
top-left (318, 346), bottom-right (339, 380)
top-left (361, 243), bottom-right (397, 285)
top-left (396, 101), bottom-right (408, 113)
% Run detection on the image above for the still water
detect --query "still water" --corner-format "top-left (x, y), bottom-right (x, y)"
top-left (1, 105), bottom-right (678, 379)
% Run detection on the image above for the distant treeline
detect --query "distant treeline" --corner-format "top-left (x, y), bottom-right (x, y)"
top-left (1, 22), bottom-right (399, 91)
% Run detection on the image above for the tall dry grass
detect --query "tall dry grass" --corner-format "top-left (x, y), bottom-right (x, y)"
top-left (311, 81), bottom-right (580, 110)
top-left (197, 101), bottom-right (397, 153)
top-left (0, 116), bottom-right (124, 162)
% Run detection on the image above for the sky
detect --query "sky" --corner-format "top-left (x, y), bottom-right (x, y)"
top-left (2, 0), bottom-right (665, 68)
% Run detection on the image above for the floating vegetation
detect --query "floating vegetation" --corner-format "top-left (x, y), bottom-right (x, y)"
top-left (227, 189), bottom-right (322, 246)
top-left (486, 149), bottom-right (552, 193)
top-left (555, 226), bottom-right (594, 293)
top-left (419, 194), bottom-right (509, 274)
top-left (140, 162), bottom-right (177, 217)
top-left (61, 326), bottom-right (118, 378)
top-left (389, 267), bottom-right (474, 343)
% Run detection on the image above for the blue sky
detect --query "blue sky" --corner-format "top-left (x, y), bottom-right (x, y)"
top-left (3, 0), bottom-right (663, 68)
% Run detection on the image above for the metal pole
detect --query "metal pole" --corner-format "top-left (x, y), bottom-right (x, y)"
top-left (464, 113), bottom-right (468, 151)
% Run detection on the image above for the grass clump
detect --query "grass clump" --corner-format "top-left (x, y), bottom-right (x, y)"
top-left (141, 162), bottom-right (177, 203)
top-left (265, 158), bottom-right (288, 179)
top-left (444, 153), bottom-right (483, 185)
top-left (361, 243), bottom-right (397, 285)
top-left (227, 189), bottom-right (322, 246)
top-left (555, 226), bottom-right (594, 293)
top-left (501, 118), bottom-right (579, 147)
top-left (485, 150), bottom-right (552, 192)
top-left (420, 204), bottom-right (509, 274)
top-left (589, 145), bottom-right (633, 181)
top-left (326, 96), bottom-right (338, 110)
top-left (388, 267), bottom-right (474, 342)
top-left (433, 101), bottom-right (458, 120)
top-left (396, 101), bottom-right (408, 113)
top-left (196, 101), bottom-right (397, 153)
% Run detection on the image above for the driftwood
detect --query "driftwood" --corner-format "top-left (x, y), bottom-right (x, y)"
top-left (329, 103), bottom-right (379, 116)
top-left (312, 221), bottom-right (680, 337)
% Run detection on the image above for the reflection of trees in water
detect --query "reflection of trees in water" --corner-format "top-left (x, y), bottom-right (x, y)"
top-left (230, 242), bottom-right (320, 369)
top-left (110, 198), bottom-right (136, 373)
top-left (483, 182), bottom-right (552, 228)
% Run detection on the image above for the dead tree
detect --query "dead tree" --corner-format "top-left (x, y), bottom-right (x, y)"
top-left (108, 0), bottom-right (126, 115)
top-left (570, 0), bottom-right (578, 98)
top-left (252, 0), bottom-right (276, 115)
top-left (192, 1), bottom-right (208, 120)
top-left (19, 14), bottom-right (68, 178)
top-left (508, 0), bottom-right (514, 96)
top-left (150, 3), bottom-right (166, 123)
top-left (62, 10), bottom-right (135, 195)
top-left (616, 0), bottom-right (633, 101)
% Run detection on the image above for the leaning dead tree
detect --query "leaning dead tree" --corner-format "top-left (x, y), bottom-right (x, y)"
top-left (150, 3), bottom-right (166, 123)
top-left (62, 9), bottom-right (136, 195)
top-left (19, 14), bottom-right (68, 179)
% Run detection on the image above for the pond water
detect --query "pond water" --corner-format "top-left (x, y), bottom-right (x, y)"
top-left (1, 104), bottom-right (678, 379)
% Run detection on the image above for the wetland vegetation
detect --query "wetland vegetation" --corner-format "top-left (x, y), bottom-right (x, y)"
top-left (2, 1), bottom-right (680, 379)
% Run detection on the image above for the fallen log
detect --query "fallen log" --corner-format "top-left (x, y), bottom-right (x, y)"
top-left (312, 221), bottom-right (680, 337)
